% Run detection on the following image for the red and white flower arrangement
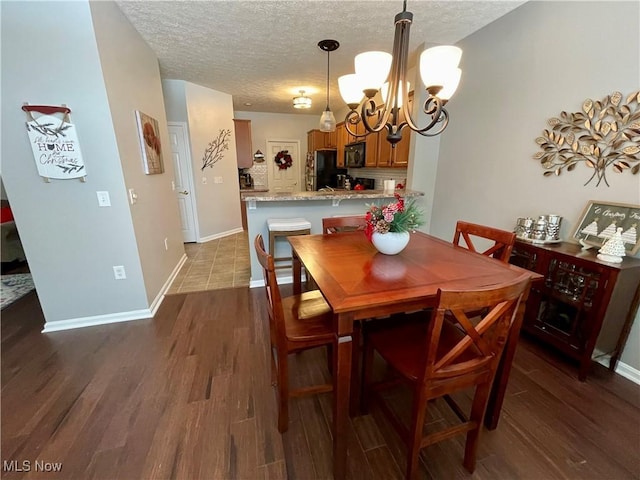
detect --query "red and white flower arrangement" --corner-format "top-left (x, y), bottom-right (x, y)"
top-left (364, 194), bottom-right (425, 240)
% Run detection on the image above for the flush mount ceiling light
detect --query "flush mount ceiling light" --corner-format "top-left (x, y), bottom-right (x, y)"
top-left (338, 0), bottom-right (462, 147)
top-left (318, 39), bottom-right (339, 132)
top-left (292, 90), bottom-right (312, 109)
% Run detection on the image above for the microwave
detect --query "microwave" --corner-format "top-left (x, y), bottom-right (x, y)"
top-left (345, 142), bottom-right (366, 168)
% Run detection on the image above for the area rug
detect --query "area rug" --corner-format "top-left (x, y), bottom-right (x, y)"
top-left (1, 274), bottom-right (35, 309)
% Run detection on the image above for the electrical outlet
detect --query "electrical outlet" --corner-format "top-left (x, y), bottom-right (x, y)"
top-left (164, 238), bottom-right (168, 250)
top-left (96, 191), bottom-right (111, 207)
top-left (171, 181), bottom-right (175, 191)
top-left (214, 176), bottom-right (223, 184)
top-left (113, 265), bottom-right (126, 280)
top-left (202, 177), bottom-right (207, 184)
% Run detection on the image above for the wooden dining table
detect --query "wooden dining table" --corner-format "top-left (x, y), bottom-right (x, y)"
top-left (289, 231), bottom-right (542, 480)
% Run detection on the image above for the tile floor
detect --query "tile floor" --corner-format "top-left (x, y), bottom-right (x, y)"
top-left (166, 231), bottom-right (250, 294)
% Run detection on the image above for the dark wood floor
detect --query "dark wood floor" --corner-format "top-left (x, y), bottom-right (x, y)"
top-left (2, 287), bottom-right (639, 479)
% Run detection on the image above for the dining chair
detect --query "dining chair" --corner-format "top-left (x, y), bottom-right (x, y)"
top-left (362, 273), bottom-right (531, 479)
top-left (322, 215), bottom-right (368, 234)
top-left (453, 220), bottom-right (516, 263)
top-left (254, 234), bottom-right (334, 433)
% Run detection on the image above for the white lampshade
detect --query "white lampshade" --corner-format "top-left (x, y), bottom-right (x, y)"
top-left (354, 51), bottom-right (392, 92)
top-left (319, 109), bottom-right (336, 132)
top-left (381, 81), bottom-right (410, 107)
top-left (420, 46), bottom-right (462, 70)
top-left (338, 74), bottom-right (364, 106)
top-left (419, 45), bottom-right (462, 90)
top-left (438, 68), bottom-right (461, 100)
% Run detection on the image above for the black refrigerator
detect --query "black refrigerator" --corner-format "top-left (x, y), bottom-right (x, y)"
top-left (305, 150), bottom-right (347, 191)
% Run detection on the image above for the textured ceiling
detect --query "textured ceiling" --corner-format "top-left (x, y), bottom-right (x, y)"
top-left (115, 0), bottom-right (526, 115)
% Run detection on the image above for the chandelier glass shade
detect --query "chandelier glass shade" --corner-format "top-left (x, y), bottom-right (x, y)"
top-left (292, 90), bottom-right (312, 109)
top-left (337, 74), bottom-right (363, 110)
top-left (338, 1), bottom-right (462, 146)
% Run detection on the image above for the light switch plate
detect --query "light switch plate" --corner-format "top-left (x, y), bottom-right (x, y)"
top-left (113, 265), bottom-right (126, 280)
top-left (128, 188), bottom-right (138, 205)
top-left (96, 191), bottom-right (111, 207)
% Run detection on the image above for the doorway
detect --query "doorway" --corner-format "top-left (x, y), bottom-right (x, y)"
top-left (267, 139), bottom-right (301, 192)
top-left (168, 122), bottom-right (198, 243)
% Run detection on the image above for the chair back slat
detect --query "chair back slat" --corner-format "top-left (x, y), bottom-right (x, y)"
top-left (322, 215), bottom-right (368, 234)
top-left (422, 273), bottom-right (530, 383)
top-left (254, 234), bottom-right (286, 342)
top-left (453, 221), bottom-right (516, 263)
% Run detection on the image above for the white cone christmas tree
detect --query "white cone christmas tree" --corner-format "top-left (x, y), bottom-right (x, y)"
top-left (597, 222), bottom-right (617, 239)
top-left (597, 227), bottom-right (626, 263)
top-left (581, 220), bottom-right (599, 238)
top-left (621, 224), bottom-right (637, 245)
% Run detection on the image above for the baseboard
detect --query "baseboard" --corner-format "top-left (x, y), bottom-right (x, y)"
top-left (199, 227), bottom-right (244, 243)
top-left (42, 308), bottom-right (153, 333)
top-left (149, 253), bottom-right (188, 315)
top-left (249, 271), bottom-right (307, 289)
top-left (43, 254), bottom-right (189, 333)
top-left (593, 349), bottom-right (640, 385)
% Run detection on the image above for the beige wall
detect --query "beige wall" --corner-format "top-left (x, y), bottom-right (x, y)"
top-left (92, 2), bottom-right (185, 305)
top-left (2, 1), bottom-right (146, 324)
top-left (412, 1), bottom-right (640, 371)
top-left (185, 82), bottom-right (242, 239)
top-left (2, 0), bottom-right (186, 327)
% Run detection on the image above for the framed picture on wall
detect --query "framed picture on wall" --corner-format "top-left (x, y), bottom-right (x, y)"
top-left (135, 111), bottom-right (164, 174)
top-left (572, 200), bottom-right (640, 254)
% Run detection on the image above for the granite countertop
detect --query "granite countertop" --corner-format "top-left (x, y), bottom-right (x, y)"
top-left (240, 186), bottom-right (269, 193)
top-left (240, 189), bottom-right (423, 201)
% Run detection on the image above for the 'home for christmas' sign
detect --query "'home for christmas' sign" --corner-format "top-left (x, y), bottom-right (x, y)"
top-left (22, 105), bottom-right (85, 181)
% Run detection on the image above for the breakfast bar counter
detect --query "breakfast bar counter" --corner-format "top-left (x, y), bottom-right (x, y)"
top-left (243, 189), bottom-right (424, 286)
top-left (241, 188), bottom-right (423, 202)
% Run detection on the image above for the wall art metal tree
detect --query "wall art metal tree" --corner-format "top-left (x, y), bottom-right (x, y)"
top-left (534, 90), bottom-right (640, 186)
top-left (202, 129), bottom-right (231, 171)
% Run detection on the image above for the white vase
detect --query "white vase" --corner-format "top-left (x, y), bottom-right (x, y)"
top-left (371, 231), bottom-right (410, 255)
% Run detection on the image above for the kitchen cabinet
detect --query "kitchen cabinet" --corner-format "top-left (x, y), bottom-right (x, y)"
top-left (233, 119), bottom-right (253, 168)
top-left (307, 129), bottom-right (337, 152)
top-left (326, 129), bottom-right (337, 149)
top-left (240, 197), bottom-right (247, 230)
top-left (377, 93), bottom-right (412, 168)
top-left (509, 240), bottom-right (640, 380)
top-left (377, 128), bottom-right (410, 168)
top-left (336, 122), bottom-right (347, 167)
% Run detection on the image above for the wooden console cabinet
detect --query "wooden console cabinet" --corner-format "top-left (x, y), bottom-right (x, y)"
top-left (510, 240), bottom-right (640, 380)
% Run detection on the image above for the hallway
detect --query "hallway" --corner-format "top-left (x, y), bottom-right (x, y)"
top-left (167, 231), bottom-right (250, 294)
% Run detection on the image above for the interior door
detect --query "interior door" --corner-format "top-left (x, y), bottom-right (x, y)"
top-left (267, 140), bottom-right (300, 192)
top-left (168, 123), bottom-right (198, 242)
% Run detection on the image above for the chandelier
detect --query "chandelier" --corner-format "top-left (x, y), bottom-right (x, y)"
top-left (338, 0), bottom-right (462, 146)
top-left (292, 90), bottom-right (312, 109)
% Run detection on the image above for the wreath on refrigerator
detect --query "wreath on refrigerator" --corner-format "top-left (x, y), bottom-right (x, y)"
top-left (274, 150), bottom-right (293, 170)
